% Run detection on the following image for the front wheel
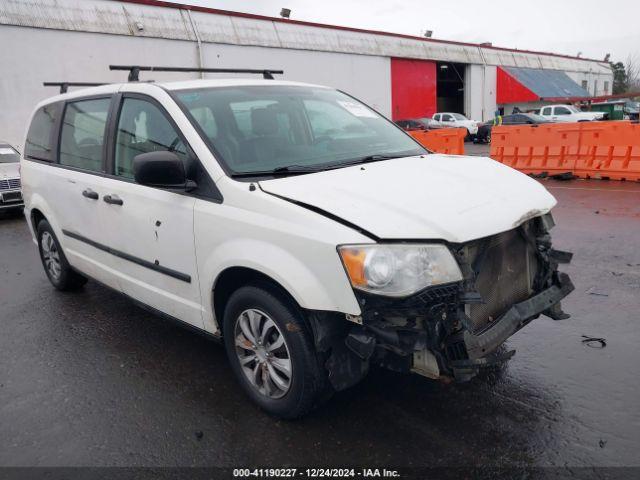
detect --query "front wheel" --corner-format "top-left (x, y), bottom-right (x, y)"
top-left (37, 220), bottom-right (87, 291)
top-left (223, 285), bottom-right (330, 418)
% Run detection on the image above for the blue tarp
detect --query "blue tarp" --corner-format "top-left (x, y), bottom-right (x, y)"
top-left (502, 66), bottom-right (590, 99)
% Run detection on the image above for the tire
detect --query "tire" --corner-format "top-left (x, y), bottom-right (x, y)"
top-left (37, 219), bottom-right (87, 291)
top-left (223, 284), bottom-right (330, 419)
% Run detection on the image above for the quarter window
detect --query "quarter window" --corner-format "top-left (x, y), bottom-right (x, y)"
top-left (114, 98), bottom-right (187, 179)
top-left (59, 98), bottom-right (110, 171)
top-left (25, 103), bottom-right (59, 161)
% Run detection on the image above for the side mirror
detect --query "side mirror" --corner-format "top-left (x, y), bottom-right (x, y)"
top-left (133, 151), bottom-right (190, 189)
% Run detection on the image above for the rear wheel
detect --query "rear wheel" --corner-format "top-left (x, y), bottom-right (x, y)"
top-left (37, 220), bottom-right (87, 291)
top-left (223, 284), bottom-right (330, 418)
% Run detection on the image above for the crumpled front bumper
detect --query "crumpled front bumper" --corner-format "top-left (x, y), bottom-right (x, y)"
top-left (450, 271), bottom-right (574, 381)
top-left (315, 214), bottom-right (574, 389)
top-left (463, 272), bottom-right (574, 360)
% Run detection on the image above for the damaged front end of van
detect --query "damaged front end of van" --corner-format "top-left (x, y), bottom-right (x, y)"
top-left (309, 213), bottom-right (573, 389)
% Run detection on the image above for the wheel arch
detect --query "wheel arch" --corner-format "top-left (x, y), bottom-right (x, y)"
top-left (30, 207), bottom-right (46, 232)
top-left (212, 266), bottom-right (303, 334)
top-left (24, 193), bottom-right (62, 242)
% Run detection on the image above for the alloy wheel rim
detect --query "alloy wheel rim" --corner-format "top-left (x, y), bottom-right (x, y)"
top-left (41, 231), bottom-right (62, 280)
top-left (234, 308), bottom-right (292, 399)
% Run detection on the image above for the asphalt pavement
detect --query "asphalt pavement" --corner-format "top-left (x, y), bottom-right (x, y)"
top-left (1, 179), bottom-right (639, 472)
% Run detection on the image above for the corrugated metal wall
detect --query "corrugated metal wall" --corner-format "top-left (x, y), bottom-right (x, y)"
top-left (0, 0), bottom-right (613, 74)
top-left (0, 0), bottom-right (614, 146)
top-left (0, 25), bottom-right (391, 147)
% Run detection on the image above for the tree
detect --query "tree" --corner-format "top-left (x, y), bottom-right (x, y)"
top-left (611, 61), bottom-right (628, 94)
top-left (626, 54), bottom-right (640, 92)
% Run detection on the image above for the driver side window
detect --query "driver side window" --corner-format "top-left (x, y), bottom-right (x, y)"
top-left (115, 98), bottom-right (187, 179)
top-left (555, 106), bottom-right (571, 115)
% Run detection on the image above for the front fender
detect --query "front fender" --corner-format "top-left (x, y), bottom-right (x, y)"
top-left (199, 238), bottom-right (361, 331)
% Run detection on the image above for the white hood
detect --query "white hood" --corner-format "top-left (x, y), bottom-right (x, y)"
top-left (259, 155), bottom-right (556, 243)
top-left (0, 162), bottom-right (19, 180)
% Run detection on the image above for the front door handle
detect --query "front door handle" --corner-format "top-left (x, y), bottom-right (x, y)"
top-left (82, 189), bottom-right (99, 200)
top-left (103, 194), bottom-right (123, 206)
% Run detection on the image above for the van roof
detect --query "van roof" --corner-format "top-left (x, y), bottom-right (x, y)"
top-left (40, 78), bottom-right (328, 104)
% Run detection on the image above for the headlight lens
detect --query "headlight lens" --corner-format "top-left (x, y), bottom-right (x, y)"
top-left (338, 244), bottom-right (463, 297)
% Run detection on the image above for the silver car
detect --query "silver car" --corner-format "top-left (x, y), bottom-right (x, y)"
top-left (0, 142), bottom-right (23, 211)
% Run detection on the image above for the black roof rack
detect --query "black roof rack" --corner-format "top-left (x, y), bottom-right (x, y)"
top-left (43, 82), bottom-right (106, 94)
top-left (109, 65), bottom-right (284, 82)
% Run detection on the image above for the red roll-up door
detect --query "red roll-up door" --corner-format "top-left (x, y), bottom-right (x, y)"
top-left (391, 58), bottom-right (437, 121)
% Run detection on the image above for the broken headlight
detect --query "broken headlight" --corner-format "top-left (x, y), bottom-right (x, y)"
top-left (338, 244), bottom-right (463, 297)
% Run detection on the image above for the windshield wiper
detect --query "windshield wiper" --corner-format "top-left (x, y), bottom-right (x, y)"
top-left (340, 154), bottom-right (406, 167)
top-left (230, 165), bottom-right (322, 178)
top-left (230, 155), bottom-right (409, 179)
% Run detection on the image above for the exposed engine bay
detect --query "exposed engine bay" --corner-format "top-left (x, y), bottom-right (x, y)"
top-left (309, 213), bottom-right (574, 389)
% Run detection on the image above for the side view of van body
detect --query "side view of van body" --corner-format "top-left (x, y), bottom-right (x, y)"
top-left (21, 79), bottom-right (573, 418)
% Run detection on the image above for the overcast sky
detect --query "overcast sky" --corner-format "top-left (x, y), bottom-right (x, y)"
top-left (173, 0), bottom-right (639, 63)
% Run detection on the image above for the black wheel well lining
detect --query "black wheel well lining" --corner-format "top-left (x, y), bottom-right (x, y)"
top-left (30, 208), bottom-right (46, 232)
top-left (213, 267), bottom-right (304, 334)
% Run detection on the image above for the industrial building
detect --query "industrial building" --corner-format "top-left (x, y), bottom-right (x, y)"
top-left (0, 0), bottom-right (613, 148)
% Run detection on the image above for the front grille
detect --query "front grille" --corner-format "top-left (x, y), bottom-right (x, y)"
top-left (464, 228), bottom-right (536, 332)
top-left (0, 178), bottom-right (21, 191)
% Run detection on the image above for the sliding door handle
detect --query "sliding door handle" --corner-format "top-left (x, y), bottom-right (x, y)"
top-left (82, 189), bottom-right (99, 200)
top-left (103, 194), bottom-right (123, 206)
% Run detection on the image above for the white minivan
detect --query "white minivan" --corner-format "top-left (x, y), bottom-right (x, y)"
top-left (21, 73), bottom-right (573, 418)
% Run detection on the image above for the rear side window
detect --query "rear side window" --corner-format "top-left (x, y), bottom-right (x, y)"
top-left (59, 98), bottom-right (111, 171)
top-left (25, 103), bottom-right (59, 161)
top-left (542, 107), bottom-right (552, 116)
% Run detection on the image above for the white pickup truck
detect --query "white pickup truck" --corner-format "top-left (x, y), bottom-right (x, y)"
top-left (433, 112), bottom-right (479, 138)
top-left (539, 104), bottom-right (605, 122)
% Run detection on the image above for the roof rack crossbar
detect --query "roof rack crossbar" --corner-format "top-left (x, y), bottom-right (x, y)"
top-left (43, 82), bottom-right (106, 94)
top-left (109, 65), bottom-right (284, 81)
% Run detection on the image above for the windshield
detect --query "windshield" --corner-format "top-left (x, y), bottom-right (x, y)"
top-left (173, 86), bottom-right (426, 176)
top-left (626, 101), bottom-right (640, 112)
top-left (0, 146), bottom-right (19, 163)
top-left (525, 113), bottom-right (549, 123)
top-left (565, 105), bottom-right (581, 113)
top-left (451, 113), bottom-right (468, 120)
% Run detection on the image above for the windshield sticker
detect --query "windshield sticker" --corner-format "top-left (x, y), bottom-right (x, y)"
top-left (0, 148), bottom-right (16, 155)
top-left (337, 101), bottom-right (377, 118)
top-left (180, 93), bottom-right (201, 103)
